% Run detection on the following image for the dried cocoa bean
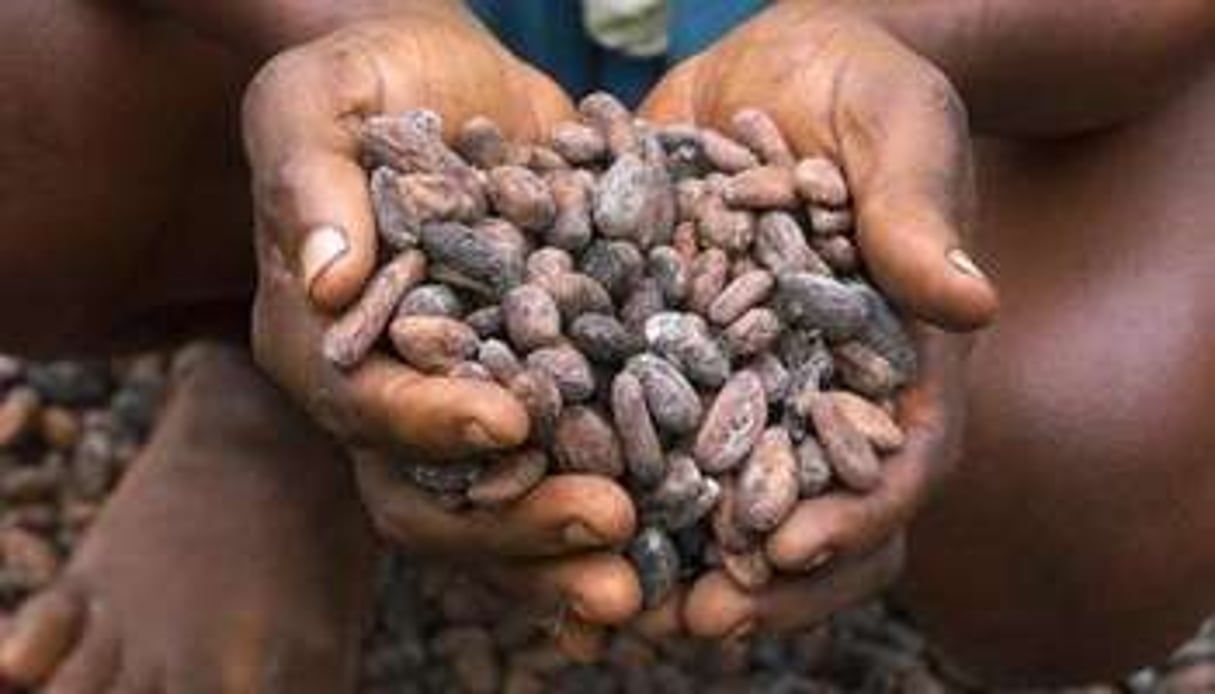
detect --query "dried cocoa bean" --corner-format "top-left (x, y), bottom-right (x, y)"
top-left (625, 354), bottom-right (702, 436)
top-left (628, 527), bottom-right (679, 609)
top-left (693, 370), bottom-right (767, 473)
top-left (695, 193), bottom-right (755, 253)
top-left (774, 273), bottom-right (868, 341)
top-left (527, 145), bottom-right (570, 172)
top-left (644, 453), bottom-right (703, 510)
top-left (643, 312), bottom-right (730, 389)
top-left (659, 477), bottom-right (721, 532)
top-left (447, 361), bottom-right (493, 381)
top-left (592, 154), bottom-right (676, 249)
top-left (851, 281), bottom-right (918, 379)
top-left (398, 284), bottom-right (464, 319)
top-left (323, 250), bottom-right (427, 369)
top-left (831, 341), bottom-right (902, 399)
top-left (552, 406), bottom-right (624, 477)
top-left (389, 315), bottom-right (480, 374)
top-left (723, 308), bottom-right (783, 359)
top-left (0, 527), bottom-right (58, 588)
top-left (531, 271), bottom-right (614, 322)
top-left (456, 115), bottom-right (520, 169)
top-left (580, 240), bottom-right (644, 300)
top-left (647, 246), bottom-right (689, 306)
top-left (550, 122), bottom-right (608, 165)
top-left (711, 481), bottom-right (758, 554)
top-left (487, 165), bottom-right (556, 231)
top-left (808, 206), bottom-right (854, 236)
top-left (828, 390), bottom-right (905, 453)
top-left (0, 465), bottom-right (61, 503)
top-left (675, 178), bottom-right (708, 223)
top-left (419, 222), bottom-right (524, 297)
top-left (545, 169), bottom-right (594, 251)
top-left (369, 167), bottom-right (418, 250)
top-left (525, 345), bottom-right (595, 403)
top-left (466, 305), bottom-right (504, 338)
top-left (400, 460), bottom-right (482, 495)
top-left (397, 172), bottom-right (483, 227)
top-left (467, 448), bottom-right (549, 507)
top-left (478, 339), bottom-right (523, 383)
top-left (525, 247), bottom-right (575, 280)
top-left (795, 437), bottom-right (832, 497)
top-left (723, 166), bottom-right (797, 209)
top-left (731, 109), bottom-right (795, 167)
top-left (755, 211), bottom-right (832, 277)
top-left (569, 314), bottom-right (643, 364)
top-left (720, 547), bottom-right (773, 591)
top-left (780, 330), bottom-right (835, 393)
top-left (502, 285), bottom-right (563, 352)
top-left (508, 369), bottom-right (562, 443)
top-left (579, 92), bottom-right (639, 158)
top-left (656, 124), bottom-right (705, 180)
top-left (735, 428), bottom-right (799, 533)
top-left (610, 372), bottom-right (666, 487)
top-left (686, 248), bottom-right (730, 315)
top-left (793, 157), bottom-right (850, 208)
top-left (700, 128), bottom-right (760, 173)
top-left (804, 391), bottom-right (882, 492)
top-left (620, 278), bottom-right (667, 331)
top-left (672, 220), bottom-right (699, 263)
top-left (811, 234), bottom-right (860, 275)
top-left (708, 270), bottom-right (775, 326)
top-left (747, 352), bottom-right (792, 405)
top-left (362, 111), bottom-right (453, 173)
top-left (475, 217), bottom-right (533, 258)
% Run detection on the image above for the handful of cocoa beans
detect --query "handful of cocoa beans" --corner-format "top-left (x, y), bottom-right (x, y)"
top-left (323, 93), bottom-right (915, 608)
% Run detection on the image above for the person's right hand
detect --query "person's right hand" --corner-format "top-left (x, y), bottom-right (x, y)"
top-left (241, 4), bottom-right (640, 636)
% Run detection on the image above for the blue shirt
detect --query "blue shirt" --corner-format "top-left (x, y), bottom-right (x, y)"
top-left (468, 1), bottom-right (768, 107)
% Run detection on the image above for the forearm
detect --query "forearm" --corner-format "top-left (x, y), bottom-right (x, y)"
top-left (787, 0), bottom-right (1215, 135)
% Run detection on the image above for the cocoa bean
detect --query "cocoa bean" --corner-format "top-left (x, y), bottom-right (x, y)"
top-left (508, 369), bottom-right (562, 443)
top-left (708, 270), bottom-right (775, 326)
top-left (545, 169), bottom-right (594, 251)
top-left (700, 128), bottom-right (760, 173)
top-left (695, 193), bottom-right (755, 253)
top-left (466, 305), bottom-right (504, 338)
top-left (625, 354), bottom-right (702, 436)
top-left (398, 284), bottom-right (464, 319)
top-left (419, 222), bottom-right (524, 297)
top-left (735, 428), bottom-right (800, 533)
top-left (723, 166), bottom-right (797, 209)
top-left (475, 217), bottom-right (533, 258)
top-left (610, 372), bottom-right (666, 487)
top-left (804, 391), bottom-right (882, 492)
top-left (400, 460), bottom-right (482, 495)
top-left (808, 206), bottom-right (854, 236)
top-left (780, 330), bottom-right (835, 394)
top-left (369, 167), bottom-right (419, 250)
top-left (397, 172), bottom-right (483, 227)
top-left (643, 312), bottom-right (730, 389)
top-left (659, 477), bottom-right (721, 532)
top-left (569, 314), bottom-right (644, 364)
top-left (720, 547), bottom-right (773, 591)
top-left (774, 273), bottom-right (868, 341)
top-left (503, 285), bottom-right (563, 352)
top-left (656, 124), bottom-right (706, 180)
top-left (755, 211), bottom-right (832, 277)
top-left (323, 250), bottom-right (427, 369)
top-left (525, 345), bottom-right (595, 403)
top-left (686, 248), bottom-right (730, 315)
top-left (672, 220), bottom-right (700, 264)
top-left (620, 278), bottom-right (667, 331)
top-left (456, 115), bottom-right (519, 169)
top-left (795, 437), bottom-right (832, 497)
top-left (747, 352), bottom-right (792, 405)
top-left (828, 390), bottom-right (905, 453)
top-left (592, 154), bottom-right (676, 249)
top-left (446, 361), bottom-right (493, 382)
top-left (851, 281), bottom-right (918, 380)
top-left (723, 308), bottom-right (784, 359)
top-left (675, 178), bottom-right (708, 223)
top-left (731, 109), bottom-right (795, 167)
top-left (644, 453), bottom-right (703, 510)
top-left (478, 339), bottom-right (523, 383)
top-left (532, 271), bottom-right (614, 322)
top-left (580, 240), bottom-right (644, 300)
top-left (693, 370), bottom-right (767, 473)
top-left (831, 341), bottom-right (903, 399)
top-left (0, 465), bottom-right (61, 503)
top-left (793, 157), bottom-right (850, 208)
top-left (628, 527), bottom-right (680, 609)
top-left (552, 406), bottom-right (624, 477)
top-left (487, 165), bottom-right (556, 231)
top-left (389, 315), bottom-right (479, 374)
top-left (579, 92), bottom-right (639, 158)
top-left (550, 121), bottom-right (608, 165)
top-left (0, 527), bottom-right (58, 588)
top-left (467, 448), bottom-right (549, 507)
top-left (647, 246), bottom-right (689, 306)
top-left (525, 247), bottom-right (575, 280)
top-left (0, 387), bottom-right (40, 448)
top-left (711, 481), bottom-right (758, 554)
top-left (811, 234), bottom-right (860, 275)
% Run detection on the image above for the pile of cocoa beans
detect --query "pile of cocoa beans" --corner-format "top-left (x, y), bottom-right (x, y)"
top-left (324, 93), bottom-right (916, 608)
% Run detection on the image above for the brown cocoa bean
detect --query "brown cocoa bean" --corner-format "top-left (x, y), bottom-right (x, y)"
top-left (475, 217), bottom-right (533, 258)
top-left (503, 285), bottom-right (563, 352)
top-left (508, 369), bottom-right (562, 443)
top-left (793, 157), bottom-right (850, 208)
top-left (686, 248), bottom-right (730, 315)
top-left (362, 111), bottom-right (453, 173)
top-left (644, 453), bottom-right (703, 509)
top-left (695, 193), bottom-right (755, 253)
top-left (620, 278), bottom-right (667, 331)
top-left (369, 167), bottom-right (419, 250)
top-left (675, 178), bottom-right (708, 223)
top-left (397, 172), bottom-right (483, 227)
top-left (545, 169), bottom-right (594, 251)
top-left (467, 448), bottom-right (549, 507)
top-left (478, 339), bottom-right (523, 383)
top-left (456, 115), bottom-right (520, 169)
top-left (0, 387), bottom-right (40, 448)
top-left (693, 370), bottom-right (767, 473)
top-left (656, 123), bottom-right (706, 180)
top-left (611, 372), bottom-right (666, 487)
top-left (672, 220), bottom-right (700, 264)
top-left (731, 109), bottom-right (795, 166)
top-left (808, 205), bottom-right (854, 236)
top-left (389, 315), bottom-right (480, 374)
top-left (0, 526), bottom-right (59, 588)
top-left (810, 234), bottom-right (860, 275)
top-left (708, 270), bottom-right (775, 326)
top-left (729, 256), bottom-right (762, 281)
top-left (466, 305), bottom-right (504, 338)
top-left (625, 354), bottom-right (703, 436)
top-left (647, 246), bottom-right (689, 306)
top-left (832, 340), bottom-right (903, 399)
top-left (852, 281), bottom-right (919, 380)
top-left (580, 240), bottom-right (645, 300)
top-left (643, 312), bottom-right (730, 389)
top-left (659, 477), bottom-right (721, 532)
top-left (419, 222), bottom-right (524, 297)
top-left (487, 165), bottom-right (556, 231)
top-left (553, 406), bottom-right (624, 477)
top-left (532, 271), bottom-right (614, 322)
top-left (39, 406), bottom-right (81, 451)
top-left (795, 437), bottom-right (832, 497)
top-left (550, 121), bottom-right (608, 165)
top-left (804, 391), bottom-right (882, 492)
top-left (780, 330), bottom-right (835, 393)
top-left (747, 352), bottom-right (792, 405)
top-left (711, 480), bottom-right (758, 553)
top-left (526, 145), bottom-right (570, 172)
top-left (735, 428), bottom-right (800, 533)
top-left (323, 250), bottom-right (427, 369)
top-left (446, 361), bottom-right (493, 382)
top-left (525, 344), bottom-right (595, 403)
top-left (720, 547), bottom-right (773, 591)
top-left (700, 128), bottom-right (760, 173)
top-left (723, 166), bottom-right (798, 209)
top-left (397, 284), bottom-right (464, 318)
top-left (828, 390), bottom-right (905, 453)
top-left (525, 247), bottom-right (575, 280)
top-left (723, 308), bottom-right (784, 359)
top-left (569, 313), bottom-right (644, 364)
top-left (755, 211), bottom-right (832, 277)
top-left (0, 465), bottom-right (61, 503)
top-left (579, 92), bottom-right (639, 158)
top-left (628, 527), bottom-right (680, 609)
top-left (400, 460), bottom-right (482, 495)
top-left (774, 273), bottom-right (869, 341)
top-left (593, 154), bottom-right (676, 248)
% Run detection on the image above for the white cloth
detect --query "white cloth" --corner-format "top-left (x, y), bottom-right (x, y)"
top-left (582, 0), bottom-right (668, 57)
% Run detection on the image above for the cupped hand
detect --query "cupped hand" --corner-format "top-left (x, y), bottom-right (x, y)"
top-left (241, 6), bottom-right (639, 631)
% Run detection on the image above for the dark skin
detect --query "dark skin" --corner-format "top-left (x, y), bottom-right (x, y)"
top-left (0, 0), bottom-right (1213, 688)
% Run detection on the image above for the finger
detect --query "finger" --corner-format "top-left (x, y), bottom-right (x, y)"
top-left (489, 553), bottom-right (642, 628)
top-left (243, 36), bottom-right (384, 311)
top-left (685, 537), bottom-right (904, 639)
top-left (357, 464), bottom-right (635, 558)
top-left (638, 57), bottom-right (704, 124)
top-left (0, 588), bottom-right (84, 687)
top-left (766, 328), bottom-right (962, 570)
top-left (629, 587), bottom-right (686, 640)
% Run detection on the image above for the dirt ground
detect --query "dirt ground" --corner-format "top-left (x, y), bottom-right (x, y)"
top-left (1, 352), bottom-right (1211, 693)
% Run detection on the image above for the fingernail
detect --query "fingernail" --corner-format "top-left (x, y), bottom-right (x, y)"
top-left (301, 225), bottom-right (349, 294)
top-left (803, 550), bottom-right (835, 572)
top-left (726, 619), bottom-right (756, 642)
top-left (563, 522), bottom-right (605, 548)
top-left (463, 422), bottom-right (499, 449)
top-left (947, 248), bottom-right (986, 280)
